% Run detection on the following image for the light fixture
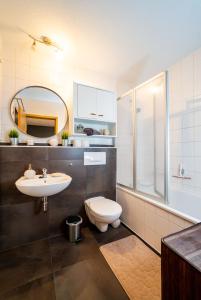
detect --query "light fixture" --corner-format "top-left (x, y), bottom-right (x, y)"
top-left (27, 33), bottom-right (63, 52)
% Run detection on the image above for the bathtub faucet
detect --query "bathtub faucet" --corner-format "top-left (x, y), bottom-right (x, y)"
top-left (179, 163), bottom-right (184, 177)
top-left (172, 163), bottom-right (191, 180)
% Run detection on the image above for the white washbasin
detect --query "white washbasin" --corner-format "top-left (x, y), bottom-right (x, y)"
top-left (15, 174), bottom-right (72, 197)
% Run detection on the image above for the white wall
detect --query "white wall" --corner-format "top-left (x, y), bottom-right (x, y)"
top-left (117, 42), bottom-right (201, 97)
top-left (0, 30), bottom-right (116, 144)
top-left (169, 48), bottom-right (201, 202)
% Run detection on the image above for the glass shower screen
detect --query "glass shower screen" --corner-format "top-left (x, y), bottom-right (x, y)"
top-left (116, 91), bottom-right (134, 188)
top-left (135, 73), bottom-right (166, 201)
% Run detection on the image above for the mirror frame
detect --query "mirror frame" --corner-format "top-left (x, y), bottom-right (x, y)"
top-left (10, 85), bottom-right (69, 138)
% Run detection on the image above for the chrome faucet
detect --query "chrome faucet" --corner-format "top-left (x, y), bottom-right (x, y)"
top-left (179, 163), bottom-right (185, 177)
top-left (42, 168), bottom-right (48, 178)
top-left (172, 163), bottom-right (191, 180)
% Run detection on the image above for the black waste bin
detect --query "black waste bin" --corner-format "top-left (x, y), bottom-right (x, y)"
top-left (66, 215), bottom-right (82, 242)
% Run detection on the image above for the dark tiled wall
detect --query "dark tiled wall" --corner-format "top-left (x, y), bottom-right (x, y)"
top-left (0, 147), bottom-right (116, 251)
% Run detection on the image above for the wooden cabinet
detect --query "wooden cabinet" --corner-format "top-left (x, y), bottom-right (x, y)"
top-left (75, 83), bottom-right (116, 122)
top-left (161, 223), bottom-right (201, 300)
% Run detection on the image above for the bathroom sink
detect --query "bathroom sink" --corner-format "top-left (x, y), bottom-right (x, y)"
top-left (15, 174), bottom-right (72, 197)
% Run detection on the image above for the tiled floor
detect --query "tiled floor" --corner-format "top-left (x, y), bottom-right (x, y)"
top-left (0, 224), bottom-right (131, 300)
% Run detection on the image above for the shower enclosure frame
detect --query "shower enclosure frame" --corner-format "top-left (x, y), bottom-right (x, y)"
top-left (117, 71), bottom-right (169, 205)
top-left (134, 72), bottom-right (168, 203)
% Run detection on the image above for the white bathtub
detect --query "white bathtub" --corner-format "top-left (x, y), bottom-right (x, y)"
top-left (168, 190), bottom-right (201, 221)
top-left (117, 185), bottom-right (199, 253)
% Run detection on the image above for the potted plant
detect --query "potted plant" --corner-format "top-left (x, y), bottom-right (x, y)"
top-left (61, 131), bottom-right (69, 146)
top-left (9, 129), bottom-right (19, 145)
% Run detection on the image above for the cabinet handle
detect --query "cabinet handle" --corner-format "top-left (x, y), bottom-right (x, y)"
top-left (98, 114), bottom-right (104, 117)
top-left (90, 113), bottom-right (96, 115)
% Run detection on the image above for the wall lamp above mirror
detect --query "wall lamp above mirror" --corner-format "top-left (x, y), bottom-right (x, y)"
top-left (10, 86), bottom-right (68, 138)
top-left (20, 28), bottom-right (63, 53)
top-left (28, 34), bottom-right (63, 52)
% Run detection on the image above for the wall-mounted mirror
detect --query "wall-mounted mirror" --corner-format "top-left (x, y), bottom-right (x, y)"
top-left (10, 86), bottom-right (68, 138)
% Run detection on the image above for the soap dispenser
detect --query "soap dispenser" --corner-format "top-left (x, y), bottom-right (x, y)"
top-left (24, 164), bottom-right (36, 179)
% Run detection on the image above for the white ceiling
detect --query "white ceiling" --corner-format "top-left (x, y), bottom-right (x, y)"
top-left (0, 0), bottom-right (201, 81)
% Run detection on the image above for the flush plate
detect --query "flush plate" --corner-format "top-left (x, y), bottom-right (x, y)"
top-left (84, 152), bottom-right (106, 165)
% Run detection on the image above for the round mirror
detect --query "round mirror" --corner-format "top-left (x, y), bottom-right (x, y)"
top-left (10, 86), bottom-right (68, 138)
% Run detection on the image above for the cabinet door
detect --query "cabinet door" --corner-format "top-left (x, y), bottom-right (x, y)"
top-left (77, 84), bottom-right (97, 119)
top-left (97, 90), bottom-right (116, 122)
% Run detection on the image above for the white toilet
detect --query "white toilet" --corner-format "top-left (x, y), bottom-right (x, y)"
top-left (85, 196), bottom-right (122, 232)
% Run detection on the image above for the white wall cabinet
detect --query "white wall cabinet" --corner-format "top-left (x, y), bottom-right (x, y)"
top-left (76, 83), bottom-right (116, 122)
top-left (97, 90), bottom-right (116, 122)
top-left (77, 84), bottom-right (97, 119)
top-left (72, 83), bottom-right (117, 138)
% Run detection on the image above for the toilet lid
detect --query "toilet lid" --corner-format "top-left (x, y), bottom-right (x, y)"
top-left (87, 197), bottom-right (122, 216)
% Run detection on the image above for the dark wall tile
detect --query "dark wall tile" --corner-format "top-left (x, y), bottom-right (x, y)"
top-left (0, 147), bottom-right (116, 249)
top-left (104, 164), bottom-right (116, 192)
top-left (48, 148), bottom-right (84, 161)
top-left (104, 189), bottom-right (116, 200)
top-left (48, 193), bottom-right (85, 236)
top-left (0, 202), bottom-right (49, 251)
top-left (86, 189), bottom-right (116, 201)
top-left (86, 165), bottom-right (116, 198)
top-left (86, 165), bottom-right (105, 194)
top-left (47, 159), bottom-right (87, 235)
top-left (0, 147), bottom-right (48, 162)
top-left (86, 148), bottom-right (116, 198)
top-left (0, 161), bottom-right (48, 206)
top-left (48, 206), bottom-right (70, 237)
top-left (48, 159), bottom-right (86, 184)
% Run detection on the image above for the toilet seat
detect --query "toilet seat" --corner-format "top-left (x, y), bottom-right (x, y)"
top-left (85, 196), bottom-right (122, 232)
top-left (87, 197), bottom-right (122, 217)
